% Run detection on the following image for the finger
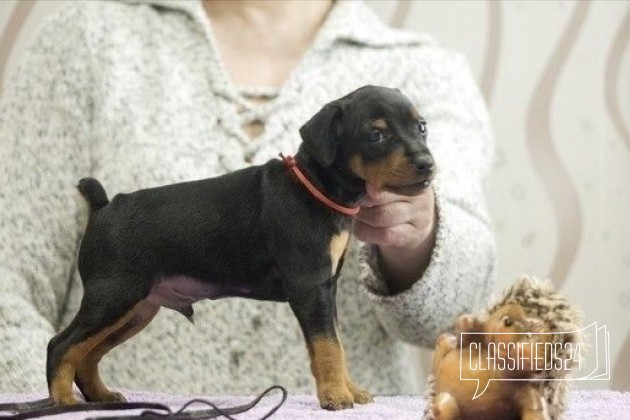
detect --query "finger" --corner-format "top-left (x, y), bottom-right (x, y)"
top-left (355, 202), bottom-right (415, 228)
top-left (353, 222), bottom-right (417, 248)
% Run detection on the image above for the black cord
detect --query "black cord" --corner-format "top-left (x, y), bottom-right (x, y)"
top-left (124, 385), bottom-right (287, 420)
top-left (0, 385), bottom-right (288, 420)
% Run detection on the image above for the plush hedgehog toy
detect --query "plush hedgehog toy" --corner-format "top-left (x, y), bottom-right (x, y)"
top-left (424, 275), bottom-right (582, 420)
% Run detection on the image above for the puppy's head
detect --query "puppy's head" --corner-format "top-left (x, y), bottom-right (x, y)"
top-left (299, 85), bottom-right (435, 194)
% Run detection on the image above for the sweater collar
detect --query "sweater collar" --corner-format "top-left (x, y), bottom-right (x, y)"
top-left (117, 0), bottom-right (429, 49)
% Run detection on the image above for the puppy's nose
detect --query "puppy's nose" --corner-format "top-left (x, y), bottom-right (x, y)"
top-left (413, 155), bottom-right (435, 175)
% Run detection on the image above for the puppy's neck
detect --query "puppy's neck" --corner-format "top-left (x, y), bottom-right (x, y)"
top-left (294, 148), bottom-right (366, 210)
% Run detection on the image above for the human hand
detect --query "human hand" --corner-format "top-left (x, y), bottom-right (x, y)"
top-left (353, 182), bottom-right (437, 293)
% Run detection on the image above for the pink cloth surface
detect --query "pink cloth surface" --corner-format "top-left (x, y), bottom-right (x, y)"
top-left (1, 390), bottom-right (629, 419)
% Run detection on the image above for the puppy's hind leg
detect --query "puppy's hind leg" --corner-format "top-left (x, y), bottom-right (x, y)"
top-left (74, 301), bottom-right (160, 403)
top-left (46, 277), bottom-right (147, 405)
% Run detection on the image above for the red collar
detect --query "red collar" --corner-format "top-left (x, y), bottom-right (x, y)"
top-left (279, 153), bottom-right (360, 217)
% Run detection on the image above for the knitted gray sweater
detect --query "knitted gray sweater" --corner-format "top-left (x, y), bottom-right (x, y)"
top-left (0, 0), bottom-right (496, 395)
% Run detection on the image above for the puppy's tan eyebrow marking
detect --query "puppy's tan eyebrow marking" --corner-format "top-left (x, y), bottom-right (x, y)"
top-left (410, 108), bottom-right (420, 120)
top-left (371, 118), bottom-right (388, 130)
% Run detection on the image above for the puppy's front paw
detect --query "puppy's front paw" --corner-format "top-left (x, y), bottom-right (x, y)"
top-left (82, 389), bottom-right (127, 403)
top-left (101, 391), bottom-right (127, 403)
top-left (51, 394), bottom-right (80, 406)
top-left (318, 384), bottom-right (354, 410)
top-left (348, 384), bottom-right (373, 404)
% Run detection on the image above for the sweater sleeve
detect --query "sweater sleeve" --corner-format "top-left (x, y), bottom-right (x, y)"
top-left (356, 49), bottom-right (497, 347)
top-left (0, 5), bottom-right (92, 392)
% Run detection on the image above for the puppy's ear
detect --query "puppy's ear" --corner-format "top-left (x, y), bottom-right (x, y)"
top-left (299, 103), bottom-right (342, 167)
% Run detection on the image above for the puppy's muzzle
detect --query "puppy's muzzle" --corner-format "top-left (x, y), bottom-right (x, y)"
top-left (412, 154), bottom-right (435, 179)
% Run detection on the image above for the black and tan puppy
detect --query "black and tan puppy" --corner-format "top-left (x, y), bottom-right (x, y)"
top-left (46, 85), bottom-right (435, 410)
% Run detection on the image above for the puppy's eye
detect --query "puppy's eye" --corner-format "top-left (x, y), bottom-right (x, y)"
top-left (368, 130), bottom-right (384, 143)
top-left (502, 316), bottom-right (513, 327)
top-left (416, 120), bottom-right (427, 135)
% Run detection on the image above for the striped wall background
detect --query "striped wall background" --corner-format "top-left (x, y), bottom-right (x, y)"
top-left (1, 0), bottom-right (629, 391)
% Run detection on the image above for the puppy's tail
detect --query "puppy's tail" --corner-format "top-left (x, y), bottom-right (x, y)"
top-left (77, 177), bottom-right (109, 212)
